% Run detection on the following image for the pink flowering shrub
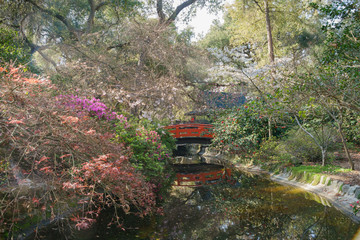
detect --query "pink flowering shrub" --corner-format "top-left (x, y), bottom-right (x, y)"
top-left (0, 63), bottom-right (164, 236)
top-left (57, 94), bottom-right (128, 124)
top-left (63, 154), bottom-right (159, 229)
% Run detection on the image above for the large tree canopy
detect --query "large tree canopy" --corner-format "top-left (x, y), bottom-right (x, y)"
top-left (227, 0), bottom-right (321, 64)
top-left (0, 0), bottom-right (224, 119)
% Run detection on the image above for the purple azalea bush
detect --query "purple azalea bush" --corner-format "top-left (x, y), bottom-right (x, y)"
top-left (57, 95), bottom-right (127, 123)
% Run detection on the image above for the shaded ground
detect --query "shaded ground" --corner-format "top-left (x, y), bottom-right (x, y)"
top-left (328, 151), bottom-right (360, 186)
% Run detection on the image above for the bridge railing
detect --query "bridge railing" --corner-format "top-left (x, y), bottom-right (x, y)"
top-left (164, 123), bottom-right (214, 139)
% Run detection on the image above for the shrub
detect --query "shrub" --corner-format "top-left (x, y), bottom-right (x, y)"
top-left (251, 138), bottom-right (295, 169)
top-left (211, 103), bottom-right (269, 154)
top-left (279, 127), bottom-right (338, 164)
top-left (63, 154), bottom-right (159, 226)
top-left (283, 129), bottom-right (320, 162)
top-left (0, 27), bottom-right (39, 72)
top-left (114, 119), bottom-right (174, 185)
top-left (57, 95), bottom-right (128, 122)
top-left (342, 113), bottom-right (360, 145)
top-left (252, 139), bottom-right (282, 163)
top-left (0, 64), bottom-right (166, 235)
top-left (210, 98), bottom-right (292, 155)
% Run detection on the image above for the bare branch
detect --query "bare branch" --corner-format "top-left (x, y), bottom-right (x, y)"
top-left (240, 68), bottom-right (264, 97)
top-left (37, 49), bottom-right (59, 72)
top-left (107, 42), bottom-right (130, 51)
top-left (19, 14), bottom-right (51, 54)
top-left (252, 0), bottom-right (264, 13)
top-left (95, 1), bottom-right (108, 11)
top-left (294, 115), bottom-right (322, 149)
top-left (343, 65), bottom-right (360, 68)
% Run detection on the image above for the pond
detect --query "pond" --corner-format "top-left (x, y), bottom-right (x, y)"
top-left (29, 162), bottom-right (360, 240)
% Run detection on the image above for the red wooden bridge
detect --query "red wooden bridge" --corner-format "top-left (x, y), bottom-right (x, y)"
top-left (164, 123), bottom-right (214, 144)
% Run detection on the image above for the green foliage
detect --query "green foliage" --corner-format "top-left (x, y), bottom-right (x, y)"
top-left (114, 119), bottom-right (174, 184)
top-left (312, 0), bottom-right (360, 64)
top-left (198, 18), bottom-right (231, 49)
top-left (342, 112), bottom-right (360, 144)
top-left (0, 27), bottom-right (31, 66)
top-left (211, 102), bottom-right (269, 153)
top-left (211, 98), bottom-right (290, 154)
top-left (227, 0), bottom-right (321, 64)
top-left (253, 139), bottom-right (280, 162)
top-left (279, 127), bottom-right (338, 163)
top-left (284, 130), bottom-right (319, 163)
top-left (290, 165), bottom-right (351, 175)
top-left (252, 138), bottom-right (293, 165)
top-left (292, 1), bottom-right (360, 115)
top-left (251, 122), bottom-right (339, 169)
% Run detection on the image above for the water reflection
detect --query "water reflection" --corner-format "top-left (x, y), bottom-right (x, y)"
top-left (156, 169), bottom-right (359, 240)
top-left (172, 163), bottom-right (233, 187)
top-left (27, 155), bottom-right (360, 239)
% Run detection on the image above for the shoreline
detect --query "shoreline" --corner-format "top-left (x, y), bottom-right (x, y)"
top-left (236, 163), bottom-right (360, 224)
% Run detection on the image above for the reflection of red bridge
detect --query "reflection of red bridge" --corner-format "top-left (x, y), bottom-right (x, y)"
top-left (164, 123), bottom-right (214, 144)
top-left (172, 164), bottom-right (233, 187)
top-left (174, 168), bottom-right (232, 187)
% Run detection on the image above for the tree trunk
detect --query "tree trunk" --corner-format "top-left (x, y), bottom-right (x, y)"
top-left (268, 117), bottom-right (272, 140)
top-left (327, 108), bottom-right (355, 170)
top-left (321, 147), bottom-right (326, 166)
top-left (338, 125), bottom-right (355, 170)
top-left (264, 0), bottom-right (274, 63)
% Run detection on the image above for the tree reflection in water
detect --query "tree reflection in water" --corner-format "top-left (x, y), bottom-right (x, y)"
top-left (28, 168), bottom-right (359, 239)
top-left (156, 170), bottom-right (359, 240)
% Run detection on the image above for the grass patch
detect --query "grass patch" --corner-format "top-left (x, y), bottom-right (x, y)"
top-left (290, 165), bottom-right (351, 175)
top-left (284, 165), bottom-right (348, 186)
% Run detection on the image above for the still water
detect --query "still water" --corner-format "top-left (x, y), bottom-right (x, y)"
top-left (34, 166), bottom-right (360, 240)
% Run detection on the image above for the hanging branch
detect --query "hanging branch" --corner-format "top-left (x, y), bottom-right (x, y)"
top-left (156, 0), bottom-right (198, 25)
top-left (252, 0), bottom-right (264, 13)
top-left (294, 116), bottom-right (321, 147)
top-left (19, 14), bottom-right (51, 55)
top-left (25, 0), bottom-right (78, 38)
top-left (166, 0), bottom-right (197, 24)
